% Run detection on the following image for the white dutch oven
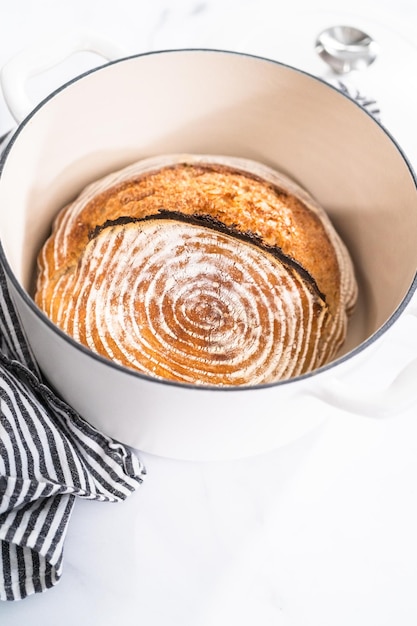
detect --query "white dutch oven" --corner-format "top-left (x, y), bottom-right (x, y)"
top-left (1, 33), bottom-right (417, 461)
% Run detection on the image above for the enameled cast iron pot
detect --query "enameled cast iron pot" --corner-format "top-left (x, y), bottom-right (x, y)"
top-left (1, 34), bottom-right (417, 460)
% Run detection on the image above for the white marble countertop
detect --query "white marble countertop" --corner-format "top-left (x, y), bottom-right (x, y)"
top-left (1, 1), bottom-right (417, 624)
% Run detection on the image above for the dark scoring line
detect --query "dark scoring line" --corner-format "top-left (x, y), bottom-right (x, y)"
top-left (88, 209), bottom-right (326, 303)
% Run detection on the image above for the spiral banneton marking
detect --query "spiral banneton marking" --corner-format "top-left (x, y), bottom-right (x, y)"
top-left (35, 154), bottom-right (358, 385)
top-left (41, 218), bottom-right (328, 386)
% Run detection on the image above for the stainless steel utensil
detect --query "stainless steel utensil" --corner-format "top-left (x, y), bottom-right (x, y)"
top-left (315, 25), bottom-right (379, 74)
top-left (315, 25), bottom-right (380, 120)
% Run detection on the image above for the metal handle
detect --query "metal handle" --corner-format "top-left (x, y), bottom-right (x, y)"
top-left (0, 30), bottom-right (127, 123)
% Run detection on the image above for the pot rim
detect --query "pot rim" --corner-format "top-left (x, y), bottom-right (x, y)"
top-left (1, 46), bottom-right (416, 393)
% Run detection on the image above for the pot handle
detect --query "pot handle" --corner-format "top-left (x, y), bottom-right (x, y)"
top-left (1, 30), bottom-right (127, 123)
top-left (311, 301), bottom-right (417, 418)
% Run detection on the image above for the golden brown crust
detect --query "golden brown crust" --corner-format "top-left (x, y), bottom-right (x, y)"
top-left (34, 154), bottom-right (357, 385)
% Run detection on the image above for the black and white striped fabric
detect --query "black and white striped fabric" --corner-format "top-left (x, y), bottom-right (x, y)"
top-left (330, 79), bottom-right (381, 120)
top-left (0, 263), bottom-right (146, 601)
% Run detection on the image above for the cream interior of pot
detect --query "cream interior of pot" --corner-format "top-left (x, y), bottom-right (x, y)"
top-left (1, 50), bottom-right (417, 359)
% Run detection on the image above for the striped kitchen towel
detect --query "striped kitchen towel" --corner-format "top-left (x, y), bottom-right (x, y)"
top-left (0, 263), bottom-right (146, 601)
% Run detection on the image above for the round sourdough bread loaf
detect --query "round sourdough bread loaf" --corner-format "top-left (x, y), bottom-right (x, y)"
top-left (34, 154), bottom-right (357, 386)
